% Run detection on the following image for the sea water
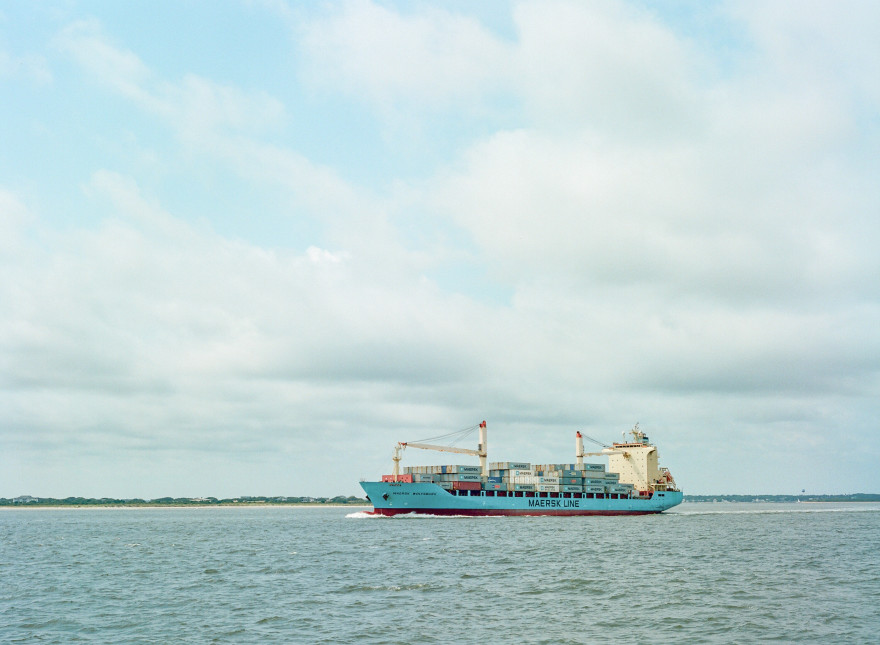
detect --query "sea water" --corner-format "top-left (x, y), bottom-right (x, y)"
top-left (2, 502), bottom-right (879, 643)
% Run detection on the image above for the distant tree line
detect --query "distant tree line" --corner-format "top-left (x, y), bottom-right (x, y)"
top-left (0, 495), bottom-right (368, 506)
top-left (6, 493), bottom-right (878, 506)
top-left (684, 493), bottom-right (880, 503)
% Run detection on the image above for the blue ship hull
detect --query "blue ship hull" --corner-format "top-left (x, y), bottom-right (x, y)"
top-left (361, 482), bottom-right (683, 516)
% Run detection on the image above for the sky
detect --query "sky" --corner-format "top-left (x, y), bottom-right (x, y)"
top-left (2, 1), bottom-right (879, 499)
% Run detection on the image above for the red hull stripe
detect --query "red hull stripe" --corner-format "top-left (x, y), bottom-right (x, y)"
top-left (367, 508), bottom-right (659, 517)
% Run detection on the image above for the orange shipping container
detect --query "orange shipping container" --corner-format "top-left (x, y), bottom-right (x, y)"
top-left (381, 474), bottom-right (413, 483)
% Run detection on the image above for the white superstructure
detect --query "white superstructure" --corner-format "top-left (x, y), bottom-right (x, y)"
top-left (583, 424), bottom-right (677, 494)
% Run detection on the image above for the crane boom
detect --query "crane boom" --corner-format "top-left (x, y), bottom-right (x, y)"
top-left (400, 442), bottom-right (480, 456)
top-left (577, 432), bottom-right (624, 462)
top-left (582, 449), bottom-right (627, 457)
top-left (392, 421), bottom-right (489, 479)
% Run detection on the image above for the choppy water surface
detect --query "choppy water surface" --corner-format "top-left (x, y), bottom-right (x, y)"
top-left (2, 502), bottom-right (879, 643)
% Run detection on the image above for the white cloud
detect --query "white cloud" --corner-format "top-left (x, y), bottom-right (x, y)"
top-left (730, 0), bottom-right (880, 104)
top-left (306, 246), bottom-right (348, 264)
top-left (173, 74), bottom-right (286, 136)
top-left (512, 0), bottom-right (697, 135)
top-left (297, 0), bottom-right (512, 110)
top-left (55, 18), bottom-right (396, 255)
top-left (56, 19), bottom-right (157, 107)
top-left (425, 0), bottom-right (880, 313)
top-left (0, 178), bottom-right (490, 467)
top-left (0, 50), bottom-right (52, 84)
top-left (85, 170), bottom-right (193, 239)
top-left (0, 189), bottom-right (35, 252)
top-left (56, 20), bottom-right (286, 135)
top-left (405, 0), bottom-right (880, 490)
top-left (3, 2), bottom-right (879, 496)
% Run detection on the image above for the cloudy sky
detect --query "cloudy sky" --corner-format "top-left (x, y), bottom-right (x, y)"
top-left (2, 1), bottom-right (878, 499)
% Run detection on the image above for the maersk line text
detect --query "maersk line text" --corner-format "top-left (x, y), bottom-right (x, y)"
top-left (527, 499), bottom-right (581, 508)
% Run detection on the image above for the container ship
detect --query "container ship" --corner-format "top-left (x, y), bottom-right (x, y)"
top-left (361, 422), bottom-right (682, 516)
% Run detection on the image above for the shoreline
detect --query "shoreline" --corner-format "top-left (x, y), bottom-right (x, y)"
top-left (788, 500), bottom-right (879, 504)
top-left (1, 504), bottom-right (372, 510)
top-left (685, 499), bottom-right (880, 503)
top-left (6, 500), bottom-right (880, 511)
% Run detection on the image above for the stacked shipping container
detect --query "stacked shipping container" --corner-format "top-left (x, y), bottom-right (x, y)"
top-left (401, 464), bottom-right (482, 490)
top-left (393, 462), bottom-right (635, 496)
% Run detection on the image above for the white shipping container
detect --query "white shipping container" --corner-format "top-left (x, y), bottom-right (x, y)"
top-left (513, 476), bottom-right (538, 484)
top-left (537, 484), bottom-right (561, 492)
top-left (490, 462), bottom-right (531, 470)
top-left (510, 469), bottom-right (535, 477)
top-left (412, 474), bottom-right (434, 482)
top-left (443, 465), bottom-right (482, 474)
top-left (538, 476), bottom-right (559, 484)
